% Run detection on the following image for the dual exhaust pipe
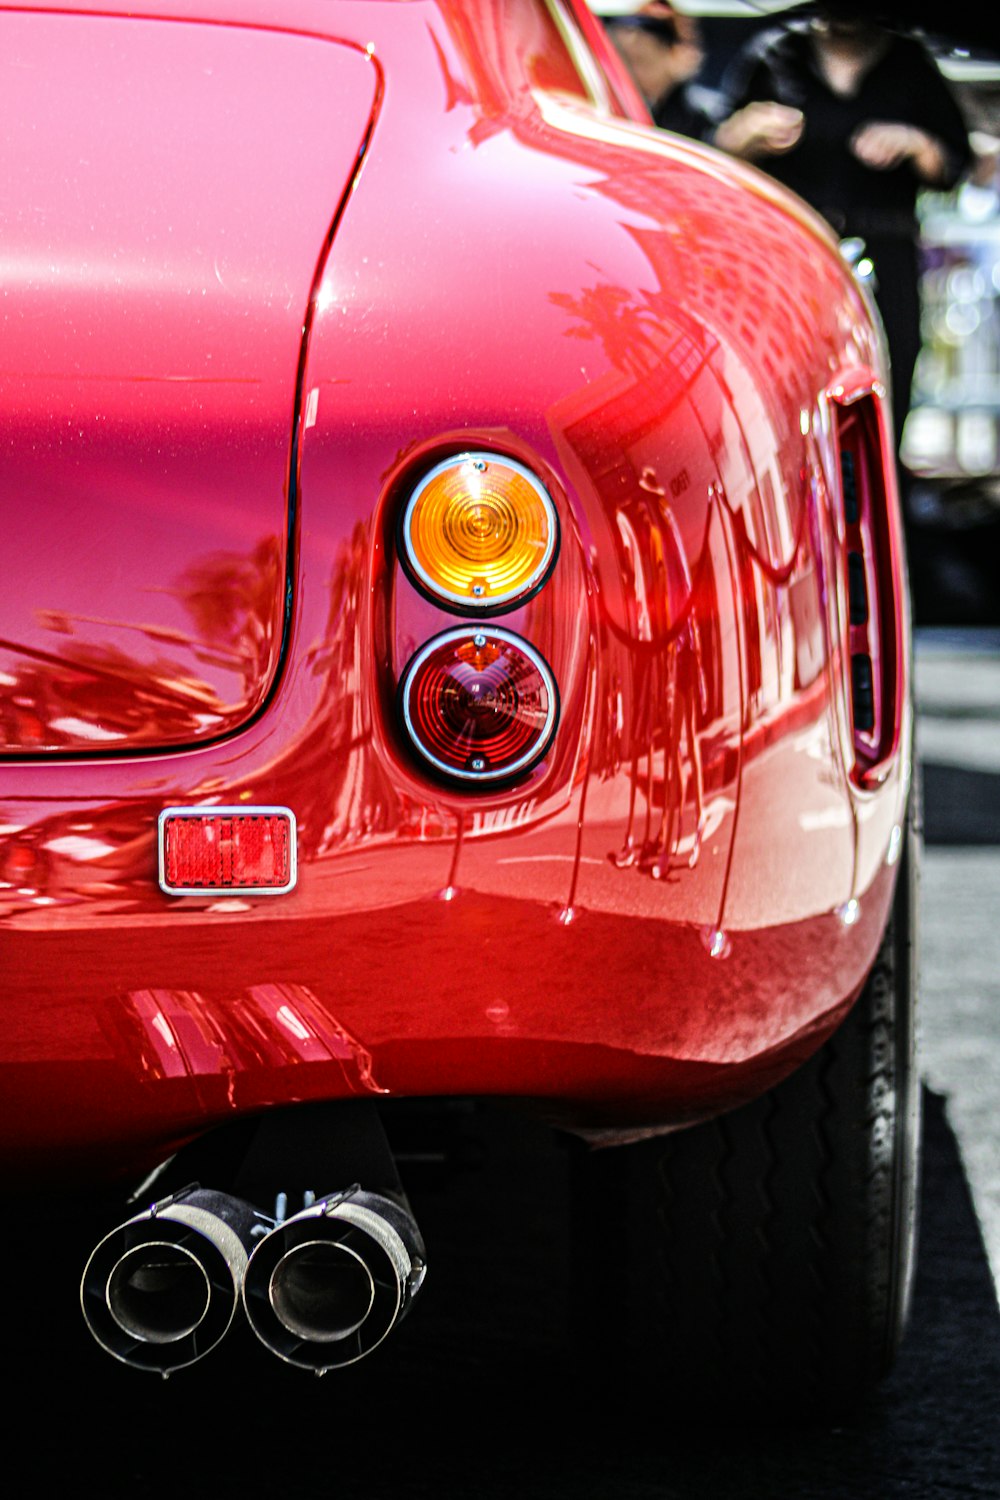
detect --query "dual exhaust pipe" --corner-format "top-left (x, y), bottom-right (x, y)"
top-left (80, 1183), bottom-right (426, 1377)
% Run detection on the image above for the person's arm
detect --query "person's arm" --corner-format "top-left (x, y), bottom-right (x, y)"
top-left (851, 122), bottom-right (953, 183)
top-left (711, 29), bottom-right (803, 161)
top-left (713, 99), bottom-right (804, 160)
top-left (850, 39), bottom-right (972, 188)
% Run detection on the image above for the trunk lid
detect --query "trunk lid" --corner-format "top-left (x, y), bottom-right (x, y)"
top-left (0, 10), bottom-right (377, 753)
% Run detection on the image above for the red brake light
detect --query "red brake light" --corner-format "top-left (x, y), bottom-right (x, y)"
top-left (399, 627), bottom-right (558, 783)
top-left (158, 808), bottom-right (297, 896)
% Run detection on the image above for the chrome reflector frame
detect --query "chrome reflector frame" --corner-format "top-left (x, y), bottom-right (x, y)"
top-left (158, 806), bottom-right (297, 897)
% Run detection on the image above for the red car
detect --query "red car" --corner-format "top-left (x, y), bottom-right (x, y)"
top-left (0, 0), bottom-right (916, 1413)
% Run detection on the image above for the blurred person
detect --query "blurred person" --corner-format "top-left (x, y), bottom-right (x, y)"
top-left (713, 2), bottom-right (972, 448)
top-left (603, 3), bottom-right (725, 142)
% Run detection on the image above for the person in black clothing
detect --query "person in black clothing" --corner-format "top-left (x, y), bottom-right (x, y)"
top-left (602, 4), bottom-right (725, 143)
top-left (713, 4), bottom-right (972, 448)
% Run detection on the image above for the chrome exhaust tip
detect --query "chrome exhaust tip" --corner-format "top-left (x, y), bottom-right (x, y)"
top-left (242, 1187), bottom-right (426, 1373)
top-left (80, 1187), bottom-right (258, 1375)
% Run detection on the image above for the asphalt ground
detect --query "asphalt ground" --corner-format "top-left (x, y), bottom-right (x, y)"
top-left (917, 629), bottom-right (1000, 1299)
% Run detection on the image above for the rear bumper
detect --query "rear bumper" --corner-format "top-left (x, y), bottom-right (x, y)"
top-left (0, 768), bottom-right (896, 1180)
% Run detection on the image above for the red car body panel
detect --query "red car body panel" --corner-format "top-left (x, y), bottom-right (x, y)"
top-left (0, 0), bottom-right (911, 1184)
top-left (1, 10), bottom-right (379, 752)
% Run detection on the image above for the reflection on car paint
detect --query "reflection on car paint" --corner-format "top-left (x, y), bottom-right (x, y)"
top-left (0, 0), bottom-right (908, 1178)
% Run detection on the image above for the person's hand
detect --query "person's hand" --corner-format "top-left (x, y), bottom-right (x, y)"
top-left (851, 121), bottom-right (949, 181)
top-left (714, 101), bottom-right (804, 160)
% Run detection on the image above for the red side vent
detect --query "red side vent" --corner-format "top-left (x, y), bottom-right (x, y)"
top-left (833, 392), bottom-right (904, 785)
top-left (158, 808), bottom-right (297, 896)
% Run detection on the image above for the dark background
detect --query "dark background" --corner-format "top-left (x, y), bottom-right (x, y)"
top-left (12, 1076), bottom-right (999, 1496)
top-left (690, 5), bottom-right (1000, 89)
top-left (635, 4), bottom-right (1000, 633)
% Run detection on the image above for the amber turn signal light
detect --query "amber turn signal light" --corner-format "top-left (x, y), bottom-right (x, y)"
top-left (400, 627), bottom-right (558, 783)
top-left (158, 808), bottom-right (297, 895)
top-left (400, 452), bottom-right (558, 611)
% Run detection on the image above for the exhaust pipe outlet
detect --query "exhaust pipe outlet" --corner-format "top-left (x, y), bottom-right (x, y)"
top-left (80, 1187), bottom-right (260, 1375)
top-left (242, 1186), bottom-right (426, 1373)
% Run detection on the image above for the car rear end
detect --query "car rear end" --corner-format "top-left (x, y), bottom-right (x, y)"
top-left (1, 0), bottom-right (915, 1405)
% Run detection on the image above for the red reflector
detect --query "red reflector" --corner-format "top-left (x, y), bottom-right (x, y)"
top-left (158, 808), bottom-right (297, 896)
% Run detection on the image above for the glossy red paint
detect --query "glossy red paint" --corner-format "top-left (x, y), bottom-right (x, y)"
top-left (0, 0), bottom-right (911, 1184)
top-left (0, 11), bottom-right (379, 753)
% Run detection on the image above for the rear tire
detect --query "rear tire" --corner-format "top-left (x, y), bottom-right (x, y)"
top-left (577, 799), bottom-right (920, 1418)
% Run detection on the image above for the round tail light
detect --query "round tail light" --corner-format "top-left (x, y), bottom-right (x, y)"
top-left (400, 452), bottom-right (558, 611)
top-left (399, 627), bottom-right (558, 783)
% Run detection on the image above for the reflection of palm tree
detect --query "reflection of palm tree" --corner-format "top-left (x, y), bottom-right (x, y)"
top-left (550, 282), bottom-right (667, 377)
top-left (3, 535), bottom-right (286, 751)
top-left (173, 535), bottom-right (283, 701)
top-left (0, 634), bottom-right (231, 749)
